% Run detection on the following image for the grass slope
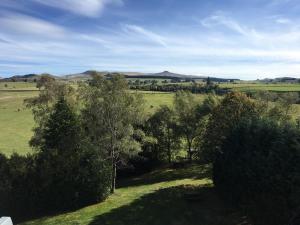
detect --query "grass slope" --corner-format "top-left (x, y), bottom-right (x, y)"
top-left (20, 164), bottom-right (250, 225)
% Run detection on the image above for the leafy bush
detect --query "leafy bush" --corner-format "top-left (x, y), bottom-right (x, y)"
top-left (213, 118), bottom-right (300, 225)
top-left (201, 92), bottom-right (260, 162)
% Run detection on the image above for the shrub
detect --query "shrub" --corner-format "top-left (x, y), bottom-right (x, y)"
top-left (213, 118), bottom-right (300, 225)
top-left (201, 92), bottom-right (260, 162)
top-left (0, 149), bottom-right (111, 221)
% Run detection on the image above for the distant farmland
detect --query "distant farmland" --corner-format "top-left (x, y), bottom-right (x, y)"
top-left (219, 82), bottom-right (300, 92)
top-left (0, 82), bottom-right (204, 155)
top-left (1, 80), bottom-right (300, 156)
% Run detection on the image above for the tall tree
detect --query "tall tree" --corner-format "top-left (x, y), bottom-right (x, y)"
top-left (173, 91), bottom-right (215, 161)
top-left (146, 105), bottom-right (180, 163)
top-left (35, 96), bottom-right (111, 209)
top-left (81, 74), bottom-right (145, 193)
top-left (25, 76), bottom-right (76, 149)
top-left (42, 97), bottom-right (81, 152)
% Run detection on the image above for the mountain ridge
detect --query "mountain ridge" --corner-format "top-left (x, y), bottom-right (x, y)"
top-left (1, 70), bottom-right (240, 82)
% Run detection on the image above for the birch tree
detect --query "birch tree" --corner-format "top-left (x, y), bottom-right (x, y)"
top-left (81, 74), bottom-right (145, 193)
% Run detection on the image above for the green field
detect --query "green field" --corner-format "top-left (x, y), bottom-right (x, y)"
top-left (0, 90), bottom-right (38, 155)
top-left (0, 83), bottom-right (204, 155)
top-left (20, 164), bottom-right (249, 225)
top-left (0, 82), bottom-right (38, 91)
top-left (219, 82), bottom-right (300, 92)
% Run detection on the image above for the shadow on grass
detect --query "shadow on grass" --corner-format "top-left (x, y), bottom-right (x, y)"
top-left (117, 164), bottom-right (212, 188)
top-left (89, 185), bottom-right (250, 225)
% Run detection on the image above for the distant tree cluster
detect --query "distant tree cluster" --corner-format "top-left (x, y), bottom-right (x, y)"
top-left (129, 81), bottom-right (226, 94)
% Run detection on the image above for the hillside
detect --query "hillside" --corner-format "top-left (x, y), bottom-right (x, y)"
top-left (61, 70), bottom-right (145, 80)
top-left (1, 74), bottom-right (57, 82)
top-left (61, 70), bottom-right (239, 82)
top-left (20, 164), bottom-right (250, 225)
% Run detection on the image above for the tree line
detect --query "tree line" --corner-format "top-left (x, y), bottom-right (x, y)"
top-left (0, 74), bottom-right (300, 224)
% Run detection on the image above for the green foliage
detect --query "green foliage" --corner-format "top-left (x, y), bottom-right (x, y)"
top-left (144, 105), bottom-right (181, 163)
top-left (25, 78), bottom-right (76, 149)
top-left (0, 153), bottom-right (38, 219)
top-left (174, 91), bottom-right (201, 160)
top-left (34, 97), bottom-right (111, 211)
top-left (43, 97), bottom-right (81, 152)
top-left (201, 92), bottom-right (260, 162)
top-left (0, 96), bottom-right (111, 221)
top-left (254, 91), bottom-right (297, 121)
top-left (213, 118), bottom-right (300, 225)
top-left (174, 91), bottom-right (217, 161)
top-left (81, 75), bottom-right (146, 192)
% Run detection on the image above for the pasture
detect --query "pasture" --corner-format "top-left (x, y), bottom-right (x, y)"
top-left (0, 90), bottom-right (37, 155)
top-left (219, 82), bottom-right (300, 92)
top-left (2, 81), bottom-right (300, 156)
top-left (0, 83), bottom-right (204, 155)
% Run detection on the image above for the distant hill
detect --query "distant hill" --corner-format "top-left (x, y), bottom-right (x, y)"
top-left (259, 77), bottom-right (299, 83)
top-left (62, 70), bottom-right (150, 80)
top-left (1, 73), bottom-right (58, 82)
top-left (126, 71), bottom-right (200, 79)
top-left (61, 70), bottom-right (107, 80)
top-left (119, 71), bottom-right (239, 82)
top-left (2, 70), bottom-right (239, 83)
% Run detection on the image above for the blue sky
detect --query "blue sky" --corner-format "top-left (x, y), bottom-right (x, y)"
top-left (0, 0), bottom-right (300, 79)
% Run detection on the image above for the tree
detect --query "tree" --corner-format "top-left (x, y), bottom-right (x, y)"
top-left (81, 74), bottom-right (145, 193)
top-left (201, 92), bottom-right (259, 162)
top-left (213, 118), bottom-right (300, 225)
top-left (277, 92), bottom-right (298, 117)
top-left (36, 74), bottom-right (55, 89)
top-left (36, 96), bottom-right (111, 210)
top-left (25, 77), bottom-right (76, 149)
top-left (146, 105), bottom-right (181, 163)
top-left (206, 77), bottom-right (211, 86)
top-left (42, 97), bottom-right (81, 152)
top-left (173, 91), bottom-right (215, 161)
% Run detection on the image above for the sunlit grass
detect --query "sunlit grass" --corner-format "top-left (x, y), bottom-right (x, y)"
top-left (20, 164), bottom-right (248, 225)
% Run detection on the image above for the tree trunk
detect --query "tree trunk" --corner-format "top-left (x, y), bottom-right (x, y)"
top-left (167, 129), bottom-right (171, 163)
top-left (168, 143), bottom-right (171, 163)
top-left (187, 141), bottom-right (192, 162)
top-left (111, 158), bottom-right (116, 193)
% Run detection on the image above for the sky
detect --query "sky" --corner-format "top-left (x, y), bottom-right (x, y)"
top-left (0, 0), bottom-right (300, 79)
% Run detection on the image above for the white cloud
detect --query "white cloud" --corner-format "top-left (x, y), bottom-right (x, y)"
top-left (0, 13), bottom-right (67, 38)
top-left (276, 18), bottom-right (291, 24)
top-left (32, 0), bottom-right (123, 17)
top-left (79, 34), bottom-right (109, 45)
top-left (201, 12), bottom-right (249, 36)
top-left (122, 24), bottom-right (167, 47)
top-left (200, 12), bottom-right (266, 45)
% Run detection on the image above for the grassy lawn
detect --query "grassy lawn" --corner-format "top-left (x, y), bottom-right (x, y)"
top-left (20, 164), bottom-right (250, 225)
